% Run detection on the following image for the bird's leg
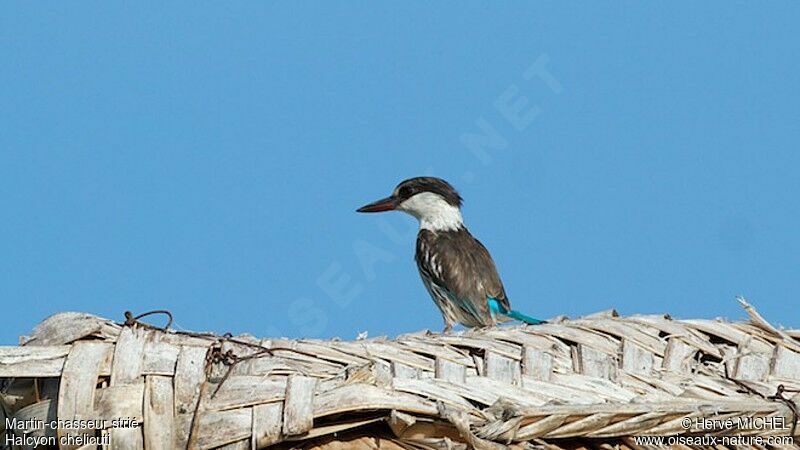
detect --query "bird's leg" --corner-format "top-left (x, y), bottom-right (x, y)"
top-left (441, 316), bottom-right (456, 334)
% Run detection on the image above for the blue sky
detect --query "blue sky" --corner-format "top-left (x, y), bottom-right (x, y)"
top-left (2, 3), bottom-right (799, 343)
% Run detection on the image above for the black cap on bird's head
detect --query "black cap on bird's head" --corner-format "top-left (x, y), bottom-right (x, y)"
top-left (356, 177), bottom-right (463, 213)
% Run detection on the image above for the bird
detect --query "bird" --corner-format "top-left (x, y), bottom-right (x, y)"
top-left (357, 176), bottom-right (545, 332)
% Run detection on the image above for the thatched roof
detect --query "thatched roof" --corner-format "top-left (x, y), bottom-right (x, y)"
top-left (1, 299), bottom-right (799, 449)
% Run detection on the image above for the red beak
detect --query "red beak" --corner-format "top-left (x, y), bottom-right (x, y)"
top-left (357, 196), bottom-right (397, 213)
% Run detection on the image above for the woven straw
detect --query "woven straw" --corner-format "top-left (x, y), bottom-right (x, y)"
top-left (1, 299), bottom-right (799, 449)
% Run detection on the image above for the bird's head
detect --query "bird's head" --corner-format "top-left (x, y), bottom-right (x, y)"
top-left (357, 177), bottom-right (464, 231)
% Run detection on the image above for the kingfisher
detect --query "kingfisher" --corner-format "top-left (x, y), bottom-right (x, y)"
top-left (357, 176), bottom-right (545, 332)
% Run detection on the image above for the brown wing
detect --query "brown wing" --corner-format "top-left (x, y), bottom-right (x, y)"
top-left (470, 235), bottom-right (512, 311)
top-left (417, 229), bottom-right (510, 321)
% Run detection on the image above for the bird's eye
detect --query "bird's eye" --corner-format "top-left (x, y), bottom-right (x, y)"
top-left (398, 186), bottom-right (412, 198)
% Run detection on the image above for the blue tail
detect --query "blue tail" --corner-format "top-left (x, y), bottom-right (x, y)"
top-left (504, 308), bottom-right (546, 325)
top-left (488, 298), bottom-right (546, 325)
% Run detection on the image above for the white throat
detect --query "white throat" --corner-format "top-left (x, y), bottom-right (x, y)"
top-left (397, 192), bottom-right (464, 231)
